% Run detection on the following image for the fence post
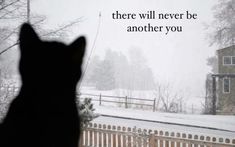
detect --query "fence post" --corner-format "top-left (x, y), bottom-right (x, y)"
top-left (153, 98), bottom-right (156, 112)
top-left (99, 93), bottom-right (102, 106)
top-left (125, 96), bottom-right (128, 108)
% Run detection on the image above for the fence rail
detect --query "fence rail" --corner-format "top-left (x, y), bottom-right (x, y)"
top-left (80, 123), bottom-right (235, 147)
top-left (79, 93), bottom-right (156, 111)
top-left (0, 86), bottom-right (157, 111)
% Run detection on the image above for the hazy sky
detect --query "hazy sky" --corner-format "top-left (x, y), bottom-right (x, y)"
top-left (31, 0), bottom-right (218, 99)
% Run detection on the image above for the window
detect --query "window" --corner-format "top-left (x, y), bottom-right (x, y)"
top-left (223, 56), bottom-right (235, 65)
top-left (232, 56), bottom-right (235, 65)
top-left (223, 56), bottom-right (232, 65)
top-left (223, 78), bottom-right (230, 93)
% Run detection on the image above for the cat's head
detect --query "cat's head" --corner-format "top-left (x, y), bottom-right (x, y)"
top-left (19, 23), bottom-right (86, 88)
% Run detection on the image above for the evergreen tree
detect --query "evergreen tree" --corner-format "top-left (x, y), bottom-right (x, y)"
top-left (95, 59), bottom-right (115, 90)
top-left (86, 48), bottom-right (155, 91)
top-left (83, 55), bottom-right (101, 86)
top-left (90, 49), bottom-right (116, 90)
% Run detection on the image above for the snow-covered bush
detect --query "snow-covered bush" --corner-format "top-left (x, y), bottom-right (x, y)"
top-left (77, 97), bottom-right (99, 129)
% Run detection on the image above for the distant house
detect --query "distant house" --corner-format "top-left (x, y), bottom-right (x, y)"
top-left (217, 45), bottom-right (235, 114)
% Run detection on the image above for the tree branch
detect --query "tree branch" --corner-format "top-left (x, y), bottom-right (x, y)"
top-left (0, 25), bottom-right (19, 44)
top-left (41, 18), bottom-right (83, 37)
top-left (0, 42), bottom-right (18, 56)
top-left (0, 4), bottom-right (22, 19)
top-left (0, 0), bottom-right (19, 11)
top-left (0, 18), bottom-right (83, 56)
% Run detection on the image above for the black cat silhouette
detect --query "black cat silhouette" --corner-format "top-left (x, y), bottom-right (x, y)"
top-left (0, 23), bottom-right (86, 147)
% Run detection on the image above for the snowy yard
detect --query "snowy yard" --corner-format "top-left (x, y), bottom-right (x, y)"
top-left (92, 105), bottom-right (235, 139)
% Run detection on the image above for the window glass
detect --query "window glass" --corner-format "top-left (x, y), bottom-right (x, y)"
top-left (232, 56), bottom-right (235, 65)
top-left (223, 78), bottom-right (230, 93)
top-left (224, 56), bottom-right (231, 65)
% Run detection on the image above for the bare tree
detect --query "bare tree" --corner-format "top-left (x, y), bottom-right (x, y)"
top-left (208, 0), bottom-right (235, 47)
top-left (0, 0), bottom-right (27, 45)
top-left (0, 0), bottom-right (84, 83)
top-left (0, 0), bottom-right (83, 56)
top-left (154, 82), bottom-right (185, 113)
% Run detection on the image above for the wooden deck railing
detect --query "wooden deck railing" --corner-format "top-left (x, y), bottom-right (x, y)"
top-left (79, 123), bottom-right (235, 147)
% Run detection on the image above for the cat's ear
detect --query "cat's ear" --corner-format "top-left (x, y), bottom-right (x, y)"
top-left (19, 23), bottom-right (40, 50)
top-left (69, 36), bottom-right (86, 63)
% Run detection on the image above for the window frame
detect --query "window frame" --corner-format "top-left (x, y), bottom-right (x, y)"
top-left (223, 56), bottom-right (235, 66)
top-left (223, 56), bottom-right (232, 65)
top-left (223, 77), bottom-right (230, 94)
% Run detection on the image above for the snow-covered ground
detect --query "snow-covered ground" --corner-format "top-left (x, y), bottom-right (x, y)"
top-left (92, 105), bottom-right (235, 139)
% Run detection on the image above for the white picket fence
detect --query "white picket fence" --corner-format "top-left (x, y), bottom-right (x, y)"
top-left (79, 123), bottom-right (235, 147)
